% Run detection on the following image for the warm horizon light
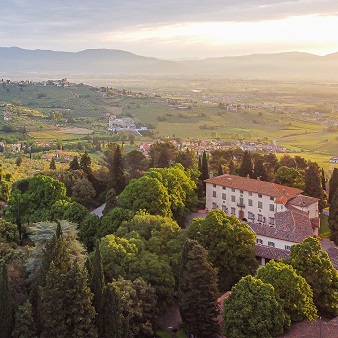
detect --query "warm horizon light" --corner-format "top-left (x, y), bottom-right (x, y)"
top-left (1, 1), bottom-right (338, 59)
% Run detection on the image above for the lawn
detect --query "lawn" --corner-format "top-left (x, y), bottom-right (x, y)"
top-left (320, 213), bottom-right (330, 238)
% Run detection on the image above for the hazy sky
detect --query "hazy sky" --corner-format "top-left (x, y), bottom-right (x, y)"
top-left (1, 0), bottom-right (338, 59)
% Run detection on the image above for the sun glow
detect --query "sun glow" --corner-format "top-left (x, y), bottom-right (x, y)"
top-left (101, 15), bottom-right (338, 56)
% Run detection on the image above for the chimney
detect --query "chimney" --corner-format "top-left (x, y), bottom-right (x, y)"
top-left (257, 176), bottom-right (260, 181)
top-left (209, 171), bottom-right (213, 178)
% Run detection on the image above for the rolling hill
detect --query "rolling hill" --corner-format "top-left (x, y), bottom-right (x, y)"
top-left (0, 47), bottom-right (338, 80)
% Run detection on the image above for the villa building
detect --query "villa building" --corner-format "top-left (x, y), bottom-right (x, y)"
top-left (205, 174), bottom-right (319, 265)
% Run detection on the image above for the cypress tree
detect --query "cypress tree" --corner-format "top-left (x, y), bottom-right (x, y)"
top-left (239, 150), bottom-right (253, 178)
top-left (80, 151), bottom-right (93, 178)
top-left (49, 157), bottom-right (56, 170)
top-left (179, 240), bottom-right (219, 338)
top-left (329, 188), bottom-right (338, 245)
top-left (12, 300), bottom-right (37, 338)
top-left (253, 157), bottom-right (268, 181)
top-left (105, 144), bottom-right (126, 194)
top-left (321, 168), bottom-right (326, 191)
top-left (69, 156), bottom-right (80, 170)
top-left (304, 162), bottom-right (326, 212)
top-left (200, 151), bottom-right (209, 181)
top-left (329, 168), bottom-right (338, 204)
top-left (0, 261), bottom-right (14, 338)
top-left (228, 159), bottom-right (236, 174)
top-left (217, 163), bottom-right (223, 176)
top-left (91, 241), bottom-right (106, 337)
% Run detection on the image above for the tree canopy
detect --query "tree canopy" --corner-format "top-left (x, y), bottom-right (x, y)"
top-left (222, 275), bottom-right (290, 338)
top-left (187, 209), bottom-right (258, 291)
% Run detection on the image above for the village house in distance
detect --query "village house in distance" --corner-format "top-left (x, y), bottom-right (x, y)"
top-left (205, 174), bottom-right (319, 265)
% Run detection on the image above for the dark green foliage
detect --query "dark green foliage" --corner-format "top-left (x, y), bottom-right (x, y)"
top-left (329, 188), bottom-right (338, 245)
top-left (117, 175), bottom-right (172, 217)
top-left (98, 207), bottom-right (133, 239)
top-left (329, 168), bottom-right (338, 204)
top-left (12, 300), bottom-right (37, 338)
top-left (69, 156), bottom-right (80, 170)
top-left (0, 180), bottom-right (10, 202)
top-left (176, 148), bottom-right (197, 170)
top-left (72, 177), bottom-right (96, 208)
top-left (80, 151), bottom-right (93, 178)
top-left (79, 214), bottom-right (100, 252)
top-left (321, 168), bottom-right (326, 191)
top-left (110, 277), bottom-right (157, 337)
top-left (257, 260), bottom-right (317, 323)
top-left (42, 262), bottom-right (98, 338)
top-left (304, 162), bottom-right (327, 211)
top-left (179, 240), bottom-right (219, 338)
top-left (104, 143), bottom-right (126, 194)
top-left (238, 150), bottom-right (253, 178)
top-left (222, 275), bottom-right (290, 338)
top-left (278, 154), bottom-right (297, 168)
top-left (274, 166), bottom-right (305, 189)
top-left (200, 151), bottom-right (209, 181)
top-left (101, 283), bottom-right (123, 338)
top-left (0, 261), bottom-right (14, 338)
top-left (102, 188), bottom-right (117, 216)
top-left (253, 157), bottom-right (268, 181)
top-left (48, 200), bottom-right (89, 224)
top-left (187, 210), bottom-right (258, 291)
top-left (124, 149), bottom-right (148, 181)
top-left (287, 237), bottom-right (338, 317)
top-left (149, 141), bottom-right (178, 168)
top-left (0, 219), bottom-right (19, 247)
top-left (7, 175), bottom-right (68, 223)
top-left (217, 163), bottom-right (223, 176)
top-left (91, 241), bottom-right (106, 337)
top-left (49, 157), bottom-right (56, 170)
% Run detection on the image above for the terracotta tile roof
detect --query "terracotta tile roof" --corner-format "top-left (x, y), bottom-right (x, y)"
top-left (255, 245), bottom-right (290, 260)
top-left (287, 195), bottom-right (319, 207)
top-left (327, 247), bottom-right (338, 270)
top-left (205, 174), bottom-right (303, 199)
top-left (249, 209), bottom-right (313, 243)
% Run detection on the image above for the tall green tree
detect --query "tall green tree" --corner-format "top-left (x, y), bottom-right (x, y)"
top-left (238, 150), bottom-right (253, 178)
top-left (329, 168), bottom-right (338, 204)
top-left (49, 157), bottom-right (56, 170)
top-left (117, 175), bottom-right (172, 218)
top-left (329, 188), bottom-right (338, 245)
top-left (253, 157), bottom-right (268, 181)
top-left (179, 240), bottom-right (219, 338)
top-left (274, 166), bottom-right (305, 190)
top-left (12, 300), bottom-right (37, 338)
top-left (257, 260), bottom-right (317, 323)
top-left (287, 237), bottom-right (338, 317)
top-left (124, 150), bottom-right (148, 181)
top-left (79, 214), bottom-right (100, 252)
top-left (80, 151), bottom-right (93, 178)
top-left (104, 143), bottom-right (126, 194)
top-left (187, 210), bottom-right (258, 291)
top-left (321, 168), bottom-right (326, 191)
top-left (0, 261), bottom-right (14, 338)
top-left (304, 162), bottom-right (327, 211)
top-left (149, 142), bottom-right (178, 168)
top-left (222, 275), bottom-right (290, 338)
top-left (69, 156), bottom-right (80, 170)
top-left (91, 241), bottom-right (106, 337)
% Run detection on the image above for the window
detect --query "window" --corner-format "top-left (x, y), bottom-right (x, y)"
top-left (248, 199), bottom-right (253, 206)
top-left (231, 207), bottom-right (236, 215)
top-left (256, 238), bottom-right (263, 245)
top-left (269, 217), bottom-right (275, 225)
top-left (268, 241), bottom-right (275, 247)
top-left (222, 186), bottom-right (226, 190)
top-left (249, 192), bottom-right (253, 196)
top-left (258, 201), bottom-right (263, 209)
top-left (212, 202), bottom-right (217, 209)
top-left (213, 184), bottom-right (216, 188)
top-left (248, 212), bottom-right (254, 219)
top-left (270, 196), bottom-right (274, 201)
top-left (222, 205), bottom-right (227, 212)
top-left (285, 245), bottom-right (291, 251)
top-left (240, 190), bottom-right (244, 194)
top-left (239, 197), bottom-right (244, 206)
top-left (258, 214), bottom-right (263, 222)
top-left (258, 194), bottom-right (262, 198)
top-left (231, 195), bottom-right (236, 202)
top-left (222, 193), bottom-right (226, 200)
top-left (231, 188), bottom-right (235, 192)
top-left (212, 191), bottom-right (216, 197)
top-left (269, 204), bottom-right (274, 212)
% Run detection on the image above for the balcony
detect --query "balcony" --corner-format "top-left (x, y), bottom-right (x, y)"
top-left (237, 202), bottom-right (246, 208)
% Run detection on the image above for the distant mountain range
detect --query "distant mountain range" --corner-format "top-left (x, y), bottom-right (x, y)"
top-left (1, 47), bottom-right (338, 80)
